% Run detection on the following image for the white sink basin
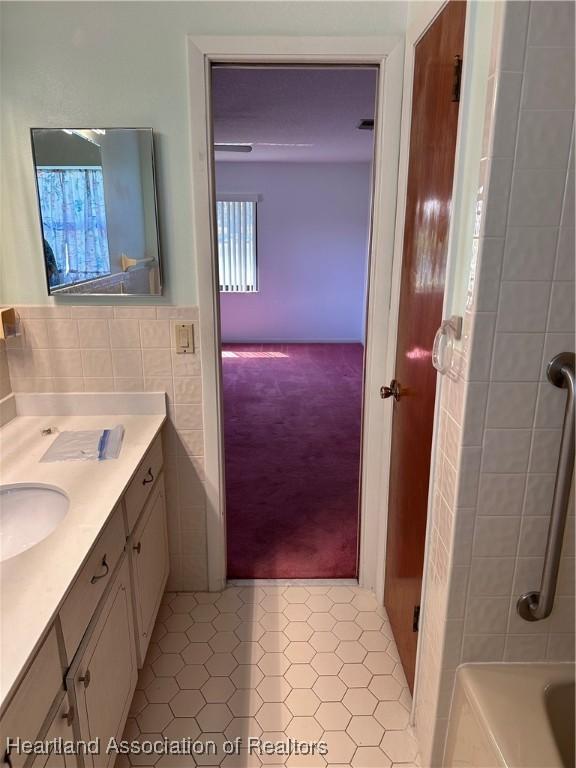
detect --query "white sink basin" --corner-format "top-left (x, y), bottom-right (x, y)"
top-left (0, 484), bottom-right (69, 562)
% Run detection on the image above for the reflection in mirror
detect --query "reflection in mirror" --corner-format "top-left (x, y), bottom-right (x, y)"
top-left (31, 128), bottom-right (162, 296)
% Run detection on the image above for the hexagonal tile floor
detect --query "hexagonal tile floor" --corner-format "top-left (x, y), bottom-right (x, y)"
top-left (121, 585), bottom-right (420, 767)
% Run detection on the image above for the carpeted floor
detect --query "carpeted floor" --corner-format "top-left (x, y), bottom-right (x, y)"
top-left (222, 343), bottom-right (363, 579)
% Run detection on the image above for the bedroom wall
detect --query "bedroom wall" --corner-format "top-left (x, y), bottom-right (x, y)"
top-left (216, 161), bottom-right (372, 343)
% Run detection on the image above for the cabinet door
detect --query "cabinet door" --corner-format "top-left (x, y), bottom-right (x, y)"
top-left (67, 557), bottom-right (137, 768)
top-left (31, 694), bottom-right (78, 768)
top-left (0, 628), bottom-right (63, 768)
top-left (130, 479), bottom-right (169, 665)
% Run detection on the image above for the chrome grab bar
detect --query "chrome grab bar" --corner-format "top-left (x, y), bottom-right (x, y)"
top-left (517, 352), bottom-right (575, 622)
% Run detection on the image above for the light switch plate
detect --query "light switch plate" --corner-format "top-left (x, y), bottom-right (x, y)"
top-left (174, 322), bottom-right (194, 354)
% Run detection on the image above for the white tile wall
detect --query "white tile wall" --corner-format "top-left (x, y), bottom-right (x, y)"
top-left (5, 305), bottom-right (208, 591)
top-left (0, 340), bottom-right (11, 400)
top-left (415, 3), bottom-right (575, 764)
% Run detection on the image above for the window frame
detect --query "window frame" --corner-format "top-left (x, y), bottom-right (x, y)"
top-left (215, 193), bottom-right (260, 294)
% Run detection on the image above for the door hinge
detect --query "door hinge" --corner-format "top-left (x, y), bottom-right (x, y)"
top-left (452, 55), bottom-right (463, 102)
top-left (412, 605), bottom-right (420, 632)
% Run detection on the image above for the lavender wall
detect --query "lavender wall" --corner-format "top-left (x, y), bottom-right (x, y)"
top-left (216, 162), bottom-right (372, 342)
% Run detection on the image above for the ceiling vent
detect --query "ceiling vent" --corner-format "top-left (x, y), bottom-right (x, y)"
top-left (357, 119), bottom-right (374, 131)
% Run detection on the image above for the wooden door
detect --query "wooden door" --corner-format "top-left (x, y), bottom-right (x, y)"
top-left (131, 479), bottom-right (169, 664)
top-left (67, 557), bottom-right (137, 768)
top-left (383, 0), bottom-right (466, 692)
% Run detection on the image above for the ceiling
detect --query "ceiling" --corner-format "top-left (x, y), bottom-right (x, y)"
top-left (211, 67), bottom-right (378, 163)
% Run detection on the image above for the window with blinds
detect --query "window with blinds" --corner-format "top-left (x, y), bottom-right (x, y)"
top-left (216, 198), bottom-right (258, 292)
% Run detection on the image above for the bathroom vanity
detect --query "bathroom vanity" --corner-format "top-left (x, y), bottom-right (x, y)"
top-left (0, 393), bottom-right (168, 768)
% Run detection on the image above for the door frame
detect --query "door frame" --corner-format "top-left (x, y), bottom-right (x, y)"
top-left (187, 35), bottom-right (405, 593)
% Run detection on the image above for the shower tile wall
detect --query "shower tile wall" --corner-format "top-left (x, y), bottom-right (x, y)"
top-left (4, 305), bottom-right (207, 591)
top-left (0, 340), bottom-right (11, 399)
top-left (415, 2), bottom-right (575, 764)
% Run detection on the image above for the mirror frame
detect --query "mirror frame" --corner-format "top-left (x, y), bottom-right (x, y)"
top-left (30, 127), bottom-right (163, 298)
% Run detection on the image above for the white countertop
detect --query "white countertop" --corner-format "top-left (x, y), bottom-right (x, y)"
top-left (0, 407), bottom-right (165, 713)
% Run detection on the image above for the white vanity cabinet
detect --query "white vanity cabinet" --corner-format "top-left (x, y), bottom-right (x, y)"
top-left (66, 558), bottom-right (137, 768)
top-left (1, 430), bottom-right (169, 768)
top-left (128, 479), bottom-right (169, 665)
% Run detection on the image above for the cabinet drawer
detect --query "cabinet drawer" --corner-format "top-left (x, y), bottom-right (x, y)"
top-left (125, 436), bottom-right (163, 533)
top-left (0, 627), bottom-right (62, 768)
top-left (59, 505), bottom-right (125, 663)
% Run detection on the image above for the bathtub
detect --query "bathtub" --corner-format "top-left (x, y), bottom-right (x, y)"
top-left (444, 663), bottom-right (575, 768)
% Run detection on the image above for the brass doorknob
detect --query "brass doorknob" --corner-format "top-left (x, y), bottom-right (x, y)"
top-left (380, 379), bottom-right (401, 401)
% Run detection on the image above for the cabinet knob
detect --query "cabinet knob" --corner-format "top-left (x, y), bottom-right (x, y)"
top-left (142, 467), bottom-right (154, 486)
top-left (62, 705), bottom-right (75, 727)
top-left (133, 541), bottom-right (142, 554)
top-left (79, 670), bottom-right (91, 688)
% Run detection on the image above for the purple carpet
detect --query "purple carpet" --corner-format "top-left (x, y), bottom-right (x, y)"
top-left (222, 343), bottom-right (363, 579)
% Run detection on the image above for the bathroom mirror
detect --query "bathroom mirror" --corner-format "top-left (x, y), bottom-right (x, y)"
top-left (31, 128), bottom-right (162, 296)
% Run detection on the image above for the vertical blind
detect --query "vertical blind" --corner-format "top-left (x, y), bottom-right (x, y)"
top-left (216, 199), bottom-right (258, 292)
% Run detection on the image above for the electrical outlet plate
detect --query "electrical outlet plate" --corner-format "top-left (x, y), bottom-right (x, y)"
top-left (174, 322), bottom-right (194, 354)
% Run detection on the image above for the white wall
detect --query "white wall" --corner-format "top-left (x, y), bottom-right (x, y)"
top-left (33, 130), bottom-right (102, 166)
top-left (100, 131), bottom-right (146, 273)
top-left (0, 0), bottom-right (407, 306)
top-left (216, 162), bottom-right (372, 343)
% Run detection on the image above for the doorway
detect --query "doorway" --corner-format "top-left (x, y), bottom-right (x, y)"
top-left (188, 35), bottom-right (405, 595)
top-left (210, 66), bottom-right (378, 579)
top-left (383, 0), bottom-right (466, 692)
